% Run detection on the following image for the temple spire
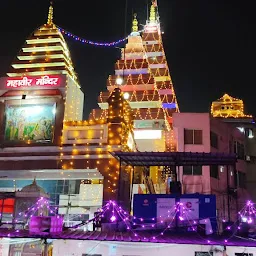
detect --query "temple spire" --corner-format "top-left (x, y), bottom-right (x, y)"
top-left (47, 1), bottom-right (53, 25)
top-left (132, 13), bottom-right (138, 33)
top-left (149, 0), bottom-right (157, 22)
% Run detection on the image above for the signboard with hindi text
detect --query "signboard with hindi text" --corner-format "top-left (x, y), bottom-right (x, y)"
top-left (0, 75), bottom-right (66, 90)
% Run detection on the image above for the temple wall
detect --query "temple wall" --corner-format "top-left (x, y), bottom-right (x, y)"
top-left (64, 76), bottom-right (84, 121)
top-left (62, 124), bottom-right (108, 144)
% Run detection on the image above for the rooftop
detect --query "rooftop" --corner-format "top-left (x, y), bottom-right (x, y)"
top-left (0, 229), bottom-right (255, 247)
top-left (110, 151), bottom-right (237, 166)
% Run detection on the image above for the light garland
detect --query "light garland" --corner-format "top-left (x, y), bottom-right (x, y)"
top-left (67, 200), bottom-right (256, 244)
top-left (58, 26), bottom-right (144, 47)
top-left (211, 94), bottom-right (252, 119)
top-left (3, 198), bottom-right (255, 245)
top-left (59, 88), bottom-right (134, 197)
top-left (58, 6), bottom-right (179, 201)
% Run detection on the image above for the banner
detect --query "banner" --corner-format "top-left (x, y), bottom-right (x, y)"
top-left (157, 198), bottom-right (176, 222)
top-left (0, 74), bottom-right (66, 90)
top-left (4, 104), bottom-right (56, 142)
top-left (179, 198), bottom-right (199, 221)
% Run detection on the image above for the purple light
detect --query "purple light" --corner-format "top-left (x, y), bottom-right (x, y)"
top-left (59, 26), bottom-right (129, 48)
top-left (110, 215), bottom-right (116, 222)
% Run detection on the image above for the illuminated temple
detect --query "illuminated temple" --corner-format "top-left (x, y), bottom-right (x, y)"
top-left (91, 3), bottom-right (179, 153)
top-left (0, 2), bottom-right (180, 224)
top-left (0, 4), bottom-right (134, 224)
top-left (211, 93), bottom-right (252, 119)
top-left (0, 2), bottom-right (255, 249)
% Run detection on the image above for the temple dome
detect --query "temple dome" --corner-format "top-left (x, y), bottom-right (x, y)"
top-left (21, 178), bottom-right (46, 194)
top-left (7, 3), bottom-right (78, 82)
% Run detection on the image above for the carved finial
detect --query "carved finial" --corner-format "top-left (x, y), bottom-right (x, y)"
top-left (47, 1), bottom-right (53, 25)
top-left (149, 0), bottom-right (157, 22)
top-left (132, 13), bottom-right (138, 33)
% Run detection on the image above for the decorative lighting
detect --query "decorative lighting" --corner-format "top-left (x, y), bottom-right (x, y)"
top-left (123, 92), bottom-right (130, 100)
top-left (211, 94), bottom-right (252, 119)
top-left (116, 77), bottom-right (123, 85)
top-left (110, 215), bottom-right (117, 222)
top-left (58, 26), bottom-right (144, 48)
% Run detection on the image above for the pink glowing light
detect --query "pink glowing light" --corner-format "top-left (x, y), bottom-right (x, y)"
top-left (110, 215), bottom-right (116, 222)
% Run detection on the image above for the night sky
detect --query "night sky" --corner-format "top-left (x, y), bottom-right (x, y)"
top-left (0, 0), bottom-right (255, 119)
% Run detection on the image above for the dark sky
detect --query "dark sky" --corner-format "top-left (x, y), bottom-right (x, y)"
top-left (0, 0), bottom-right (255, 119)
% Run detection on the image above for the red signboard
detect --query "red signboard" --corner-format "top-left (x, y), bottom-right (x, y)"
top-left (0, 75), bottom-right (66, 90)
top-left (0, 198), bottom-right (15, 214)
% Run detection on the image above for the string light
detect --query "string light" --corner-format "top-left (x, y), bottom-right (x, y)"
top-left (211, 93), bottom-right (252, 118)
top-left (4, 198), bottom-right (256, 246)
top-left (68, 200), bottom-right (256, 243)
top-left (58, 26), bottom-right (144, 47)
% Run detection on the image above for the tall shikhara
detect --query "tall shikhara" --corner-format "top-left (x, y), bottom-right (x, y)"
top-left (90, 1), bottom-right (179, 151)
top-left (8, 4), bottom-right (78, 82)
top-left (6, 3), bottom-right (84, 121)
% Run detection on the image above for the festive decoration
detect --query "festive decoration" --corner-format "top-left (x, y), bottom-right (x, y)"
top-left (211, 93), bottom-right (252, 118)
top-left (132, 14), bottom-right (139, 33)
top-left (68, 200), bottom-right (256, 244)
top-left (89, 0), bottom-right (179, 156)
top-left (1, 198), bottom-right (255, 246)
top-left (149, 0), bottom-right (157, 22)
top-left (6, 2), bottom-right (83, 124)
top-left (58, 26), bottom-right (144, 47)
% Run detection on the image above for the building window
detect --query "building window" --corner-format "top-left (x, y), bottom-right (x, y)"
top-left (238, 171), bottom-right (246, 189)
top-left (245, 128), bottom-right (254, 139)
top-left (183, 166), bottom-right (202, 175)
top-left (184, 129), bottom-right (203, 145)
top-left (210, 131), bottom-right (218, 149)
top-left (210, 165), bottom-right (219, 179)
top-left (234, 141), bottom-right (245, 160)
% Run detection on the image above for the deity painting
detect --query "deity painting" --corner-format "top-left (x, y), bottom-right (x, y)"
top-left (4, 104), bottom-right (56, 142)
